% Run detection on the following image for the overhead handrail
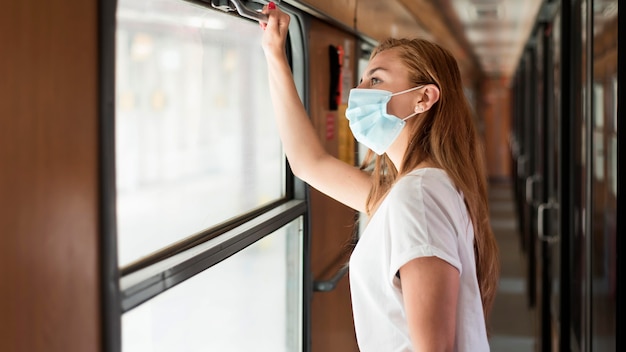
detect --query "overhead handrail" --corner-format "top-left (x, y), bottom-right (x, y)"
top-left (313, 265), bottom-right (349, 292)
top-left (211, 0), bottom-right (269, 23)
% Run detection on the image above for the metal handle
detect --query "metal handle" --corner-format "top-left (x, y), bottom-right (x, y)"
top-left (525, 174), bottom-right (541, 204)
top-left (537, 201), bottom-right (559, 242)
top-left (211, 0), bottom-right (269, 22)
top-left (313, 265), bottom-right (349, 292)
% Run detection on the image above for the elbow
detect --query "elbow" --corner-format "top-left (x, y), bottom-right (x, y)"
top-left (285, 156), bottom-right (309, 182)
top-left (285, 150), bottom-right (326, 183)
top-left (288, 160), bottom-right (311, 183)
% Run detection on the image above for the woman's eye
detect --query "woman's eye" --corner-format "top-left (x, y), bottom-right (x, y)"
top-left (370, 77), bottom-right (381, 85)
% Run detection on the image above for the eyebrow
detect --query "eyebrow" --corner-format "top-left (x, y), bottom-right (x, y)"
top-left (366, 67), bottom-right (388, 77)
top-left (359, 66), bottom-right (389, 83)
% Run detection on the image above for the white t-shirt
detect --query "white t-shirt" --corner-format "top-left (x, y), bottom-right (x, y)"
top-left (349, 168), bottom-right (489, 351)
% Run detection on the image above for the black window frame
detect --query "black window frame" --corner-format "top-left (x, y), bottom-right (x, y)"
top-left (99, 1), bottom-right (311, 351)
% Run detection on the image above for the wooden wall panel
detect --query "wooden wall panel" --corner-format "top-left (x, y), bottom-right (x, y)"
top-left (299, 0), bottom-right (481, 85)
top-left (299, 0), bottom-right (357, 27)
top-left (303, 0), bottom-right (434, 46)
top-left (481, 78), bottom-right (512, 180)
top-left (307, 18), bottom-right (359, 352)
top-left (0, 1), bottom-right (101, 351)
top-left (356, 0), bottom-right (430, 42)
top-left (310, 269), bottom-right (358, 352)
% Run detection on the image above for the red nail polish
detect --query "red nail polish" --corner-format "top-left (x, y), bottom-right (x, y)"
top-left (268, 1), bottom-right (276, 10)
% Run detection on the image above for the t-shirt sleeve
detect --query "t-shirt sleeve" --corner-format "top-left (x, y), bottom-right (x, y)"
top-left (385, 173), bottom-right (464, 286)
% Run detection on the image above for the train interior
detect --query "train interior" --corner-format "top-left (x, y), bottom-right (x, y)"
top-left (1, 0), bottom-right (621, 351)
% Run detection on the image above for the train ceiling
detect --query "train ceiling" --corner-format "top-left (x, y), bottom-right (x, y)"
top-left (447, 0), bottom-right (543, 78)
top-left (169, 0), bottom-right (618, 80)
top-left (421, 0), bottom-right (616, 78)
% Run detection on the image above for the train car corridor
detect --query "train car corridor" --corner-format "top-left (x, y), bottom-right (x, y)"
top-left (1, 0), bottom-right (620, 351)
top-left (488, 180), bottom-right (536, 352)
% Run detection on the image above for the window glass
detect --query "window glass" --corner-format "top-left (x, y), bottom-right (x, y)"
top-left (593, 83), bottom-right (604, 128)
top-left (122, 217), bottom-right (303, 351)
top-left (612, 77), bottom-right (617, 131)
top-left (590, 1), bottom-right (617, 350)
top-left (116, 0), bottom-right (284, 266)
top-left (592, 130), bottom-right (604, 180)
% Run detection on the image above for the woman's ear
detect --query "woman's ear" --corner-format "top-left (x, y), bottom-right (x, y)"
top-left (416, 84), bottom-right (440, 112)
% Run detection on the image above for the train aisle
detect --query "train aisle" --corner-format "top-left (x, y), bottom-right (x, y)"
top-left (487, 180), bottom-right (536, 352)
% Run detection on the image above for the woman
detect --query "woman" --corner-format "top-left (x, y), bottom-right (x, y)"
top-left (260, 3), bottom-right (499, 351)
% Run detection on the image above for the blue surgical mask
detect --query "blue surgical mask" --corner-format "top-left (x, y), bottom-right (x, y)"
top-left (345, 86), bottom-right (423, 155)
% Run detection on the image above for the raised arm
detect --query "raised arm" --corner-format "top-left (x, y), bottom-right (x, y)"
top-left (260, 4), bottom-right (371, 213)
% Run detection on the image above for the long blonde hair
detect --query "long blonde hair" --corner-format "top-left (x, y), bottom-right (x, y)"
top-left (361, 38), bottom-right (499, 325)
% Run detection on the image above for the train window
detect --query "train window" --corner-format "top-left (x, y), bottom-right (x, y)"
top-left (115, 0), bottom-right (283, 266)
top-left (121, 217), bottom-right (303, 351)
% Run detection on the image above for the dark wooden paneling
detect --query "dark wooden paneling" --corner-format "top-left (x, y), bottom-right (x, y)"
top-left (482, 78), bottom-right (513, 180)
top-left (0, 1), bottom-right (101, 351)
top-left (307, 19), bottom-right (359, 352)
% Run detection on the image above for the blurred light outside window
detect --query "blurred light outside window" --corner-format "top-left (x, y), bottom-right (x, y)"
top-left (122, 218), bottom-right (304, 352)
top-left (116, 0), bottom-right (284, 267)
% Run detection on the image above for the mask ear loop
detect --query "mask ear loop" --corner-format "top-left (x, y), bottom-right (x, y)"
top-left (390, 85), bottom-right (425, 97)
top-left (401, 111), bottom-right (419, 121)
top-left (392, 85), bottom-right (425, 121)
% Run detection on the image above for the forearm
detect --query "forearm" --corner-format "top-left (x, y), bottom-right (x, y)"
top-left (264, 52), bottom-right (327, 179)
top-left (258, 4), bottom-right (371, 211)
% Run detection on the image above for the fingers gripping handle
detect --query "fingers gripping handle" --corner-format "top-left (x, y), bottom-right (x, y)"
top-left (210, 0), bottom-right (271, 23)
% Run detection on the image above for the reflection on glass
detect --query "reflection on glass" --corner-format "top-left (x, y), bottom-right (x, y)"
top-left (592, 131), bottom-right (604, 180)
top-left (122, 218), bottom-right (303, 352)
top-left (612, 77), bottom-right (617, 130)
top-left (590, 1), bottom-right (617, 351)
top-left (115, 0), bottom-right (284, 266)
top-left (609, 136), bottom-right (616, 196)
top-left (593, 84), bottom-right (604, 128)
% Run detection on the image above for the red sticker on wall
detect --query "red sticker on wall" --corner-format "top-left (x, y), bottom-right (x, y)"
top-left (326, 112), bottom-right (335, 140)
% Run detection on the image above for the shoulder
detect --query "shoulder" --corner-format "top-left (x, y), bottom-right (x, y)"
top-left (386, 168), bottom-right (467, 223)
top-left (382, 168), bottom-right (468, 277)
top-left (390, 168), bottom-right (458, 203)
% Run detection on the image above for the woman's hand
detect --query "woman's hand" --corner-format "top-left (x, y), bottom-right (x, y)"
top-left (260, 2), bottom-right (290, 60)
top-left (257, 1), bottom-right (372, 213)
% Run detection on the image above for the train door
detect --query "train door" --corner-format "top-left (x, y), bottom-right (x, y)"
top-left (561, 0), bottom-right (589, 349)
top-left (512, 44), bottom-right (539, 311)
top-left (588, 0), bottom-right (617, 350)
top-left (534, 2), bottom-right (562, 350)
top-left (516, 7), bottom-right (565, 349)
top-left (108, 1), bottom-right (314, 351)
top-left (521, 45), bottom-right (539, 310)
top-left (511, 59), bottom-right (528, 263)
top-left (531, 13), bottom-right (548, 352)
top-left (543, 4), bottom-right (563, 351)
top-left (529, 22), bottom-right (554, 351)
top-left (563, 0), bottom-right (618, 350)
